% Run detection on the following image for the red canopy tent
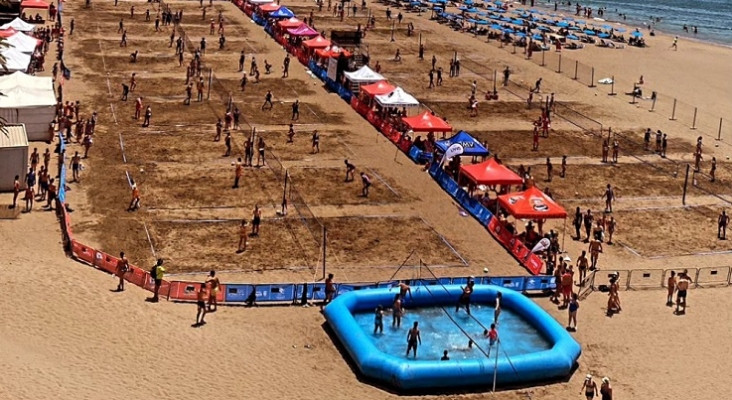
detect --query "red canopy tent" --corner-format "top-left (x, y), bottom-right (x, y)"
top-left (0, 28), bottom-right (18, 38)
top-left (277, 17), bottom-right (302, 29)
top-left (20, 0), bottom-right (50, 8)
top-left (460, 158), bottom-right (523, 186)
top-left (360, 80), bottom-right (395, 97)
top-left (401, 111), bottom-right (452, 132)
top-left (315, 46), bottom-right (352, 59)
top-left (497, 186), bottom-right (567, 219)
top-left (258, 3), bottom-right (280, 12)
top-left (302, 36), bottom-right (331, 49)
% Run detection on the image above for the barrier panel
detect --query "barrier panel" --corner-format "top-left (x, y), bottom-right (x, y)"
top-left (377, 281), bottom-right (399, 288)
top-left (125, 266), bottom-right (149, 288)
top-left (488, 276), bottom-right (526, 291)
top-left (591, 269), bottom-right (630, 291)
top-left (95, 251), bottom-right (121, 275)
top-left (141, 274), bottom-right (173, 298)
top-left (337, 283), bottom-right (380, 296)
top-left (524, 276), bottom-right (556, 291)
top-left (661, 268), bottom-right (695, 288)
top-left (486, 218), bottom-right (544, 275)
top-left (253, 284), bottom-right (297, 302)
top-left (412, 279), bottom-right (440, 286)
top-left (71, 240), bottom-right (96, 266)
top-left (225, 284), bottom-right (254, 302)
top-left (438, 277), bottom-right (453, 286)
top-left (168, 281), bottom-right (200, 301)
top-left (696, 266), bottom-right (731, 287)
top-left (628, 268), bottom-right (665, 289)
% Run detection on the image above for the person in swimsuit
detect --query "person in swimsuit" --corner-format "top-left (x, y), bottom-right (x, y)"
top-left (398, 281), bottom-right (412, 303)
top-left (484, 323), bottom-right (498, 356)
top-left (405, 321), bottom-right (421, 358)
top-left (676, 271), bottom-right (691, 314)
top-left (441, 350), bottom-right (450, 361)
top-left (251, 205), bottom-right (261, 236)
top-left (607, 276), bottom-right (621, 315)
top-left (115, 252), bottom-right (130, 292)
top-left (666, 271), bottom-right (676, 306)
top-left (196, 283), bottom-right (207, 325)
top-left (581, 374), bottom-right (598, 399)
top-left (206, 270), bottom-right (220, 312)
top-left (455, 280), bottom-right (475, 315)
top-left (600, 377), bottom-right (612, 400)
top-left (576, 250), bottom-right (589, 285)
top-left (12, 175), bottom-right (20, 209)
top-left (374, 305), bottom-right (384, 334)
top-left (237, 219), bottom-right (248, 253)
top-left (322, 273), bottom-right (335, 310)
top-left (493, 292), bottom-right (502, 324)
top-left (589, 239), bottom-right (602, 270)
top-left (256, 137), bottom-right (266, 166)
top-left (568, 293), bottom-right (579, 331)
top-left (392, 294), bottom-right (402, 328)
top-left (360, 172), bottom-right (371, 197)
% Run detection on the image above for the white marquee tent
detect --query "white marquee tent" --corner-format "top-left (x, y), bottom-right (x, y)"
top-left (0, 47), bottom-right (32, 72)
top-left (343, 66), bottom-right (385, 83)
top-left (6, 32), bottom-right (40, 53)
top-left (0, 72), bottom-right (56, 141)
top-left (0, 17), bottom-right (36, 32)
top-left (375, 87), bottom-right (420, 108)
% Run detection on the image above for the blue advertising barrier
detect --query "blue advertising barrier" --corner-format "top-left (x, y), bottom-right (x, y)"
top-left (57, 132), bottom-right (67, 203)
top-left (488, 276), bottom-right (526, 291)
top-left (451, 276), bottom-right (471, 285)
top-left (377, 281), bottom-right (399, 288)
top-left (225, 284), bottom-right (254, 302)
top-left (407, 145), bottom-right (434, 164)
top-left (252, 284), bottom-right (296, 302)
top-left (264, 23), bottom-right (274, 36)
top-left (252, 14), bottom-right (265, 25)
top-left (338, 86), bottom-right (352, 102)
top-left (337, 282), bottom-right (380, 295)
top-left (524, 275), bottom-right (556, 291)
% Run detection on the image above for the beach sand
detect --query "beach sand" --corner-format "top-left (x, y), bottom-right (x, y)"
top-left (3, 0), bottom-right (732, 398)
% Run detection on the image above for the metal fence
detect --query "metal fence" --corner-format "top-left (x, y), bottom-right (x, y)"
top-left (580, 266), bottom-right (732, 298)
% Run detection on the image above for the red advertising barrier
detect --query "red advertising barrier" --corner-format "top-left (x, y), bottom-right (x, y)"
top-left (71, 240), bottom-right (96, 266)
top-left (350, 96), bottom-right (360, 111)
top-left (168, 281), bottom-right (226, 302)
top-left (140, 273), bottom-right (173, 298)
top-left (125, 266), bottom-right (149, 288)
top-left (95, 252), bottom-right (121, 275)
top-left (486, 218), bottom-right (544, 275)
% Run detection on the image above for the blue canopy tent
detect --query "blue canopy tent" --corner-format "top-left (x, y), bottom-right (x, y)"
top-left (631, 30), bottom-right (643, 38)
top-left (270, 6), bottom-right (295, 18)
top-left (436, 131), bottom-right (490, 156)
top-left (556, 21), bottom-right (569, 27)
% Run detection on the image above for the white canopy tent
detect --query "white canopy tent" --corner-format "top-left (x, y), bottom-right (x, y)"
top-left (343, 66), bottom-right (385, 83)
top-left (374, 87), bottom-right (420, 108)
top-left (6, 32), bottom-right (40, 53)
top-left (248, 0), bottom-right (274, 4)
top-left (0, 73), bottom-right (56, 141)
top-left (0, 47), bottom-right (32, 72)
top-left (0, 124), bottom-right (29, 192)
top-left (0, 17), bottom-right (36, 32)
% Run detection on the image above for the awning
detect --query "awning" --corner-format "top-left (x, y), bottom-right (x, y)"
top-left (435, 131), bottom-right (489, 156)
top-left (287, 25), bottom-right (319, 37)
top-left (460, 158), bottom-right (522, 186)
top-left (0, 28), bottom-right (18, 38)
top-left (360, 80), bottom-right (395, 97)
top-left (269, 6), bottom-right (295, 18)
top-left (0, 47), bottom-right (31, 73)
top-left (374, 87), bottom-right (419, 108)
top-left (343, 65), bottom-right (385, 83)
top-left (303, 35), bottom-right (331, 48)
top-left (20, 0), bottom-right (50, 9)
top-left (7, 32), bottom-right (41, 53)
top-left (0, 18), bottom-right (35, 32)
top-left (497, 186), bottom-right (567, 219)
top-left (314, 46), bottom-right (351, 58)
top-left (258, 3), bottom-right (280, 12)
top-left (401, 111), bottom-right (452, 132)
top-left (277, 17), bottom-right (302, 29)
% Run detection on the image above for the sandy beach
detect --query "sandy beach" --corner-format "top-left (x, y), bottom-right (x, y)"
top-left (2, 0), bottom-right (732, 398)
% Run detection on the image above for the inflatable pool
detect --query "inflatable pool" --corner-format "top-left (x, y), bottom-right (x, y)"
top-left (324, 284), bottom-right (580, 390)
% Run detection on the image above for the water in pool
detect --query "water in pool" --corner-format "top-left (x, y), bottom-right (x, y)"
top-left (354, 304), bottom-right (552, 361)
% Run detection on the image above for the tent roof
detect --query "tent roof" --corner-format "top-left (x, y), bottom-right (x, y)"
top-left (0, 124), bottom-right (29, 148)
top-left (401, 111), bottom-right (452, 132)
top-left (277, 17), bottom-right (302, 28)
top-left (269, 6), bottom-right (295, 18)
top-left (374, 87), bottom-right (419, 108)
top-left (0, 85), bottom-right (56, 108)
top-left (314, 46), bottom-right (351, 59)
top-left (303, 36), bottom-right (331, 48)
top-left (343, 65), bottom-right (385, 83)
top-left (359, 80), bottom-right (395, 96)
top-left (258, 3), bottom-right (280, 11)
top-left (0, 71), bottom-right (53, 91)
top-left (0, 47), bottom-right (31, 72)
top-left (435, 131), bottom-right (489, 156)
top-left (0, 28), bottom-right (18, 38)
top-left (7, 32), bottom-right (41, 53)
top-left (460, 158), bottom-right (523, 186)
top-left (0, 18), bottom-right (35, 32)
top-left (21, 0), bottom-right (50, 8)
top-left (497, 186), bottom-right (568, 219)
top-left (287, 24), bottom-right (319, 37)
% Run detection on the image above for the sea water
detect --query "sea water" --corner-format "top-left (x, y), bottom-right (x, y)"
top-left (542, 0), bottom-right (732, 46)
top-left (353, 304), bottom-right (552, 361)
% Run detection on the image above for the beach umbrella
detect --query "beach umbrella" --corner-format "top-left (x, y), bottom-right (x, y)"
top-left (615, 27), bottom-right (626, 32)
top-left (583, 29), bottom-right (596, 35)
top-left (532, 33), bottom-right (543, 40)
top-left (500, 16), bottom-right (512, 22)
top-left (515, 32), bottom-right (526, 38)
top-left (477, 11), bottom-right (488, 17)
top-left (631, 30), bottom-right (643, 38)
top-left (568, 26), bottom-right (580, 31)
top-left (538, 25), bottom-right (551, 32)
top-left (557, 21), bottom-right (569, 27)
top-left (490, 23), bottom-right (502, 30)
top-left (464, 0), bottom-right (474, 4)
top-left (476, 19), bottom-right (488, 25)
top-left (598, 33), bottom-right (610, 38)
top-left (503, 28), bottom-right (515, 34)
top-left (494, 0), bottom-right (503, 5)
top-left (566, 34), bottom-right (579, 40)
top-left (602, 24), bottom-right (612, 30)
top-left (511, 19), bottom-right (524, 25)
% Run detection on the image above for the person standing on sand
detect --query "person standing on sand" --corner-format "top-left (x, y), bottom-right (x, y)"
top-left (206, 270), bottom-right (220, 312)
top-left (361, 172), bottom-right (371, 197)
top-left (322, 273), bottom-right (336, 309)
top-left (581, 374), bottom-right (598, 400)
top-left (251, 205), bottom-right (261, 236)
top-left (666, 271), bottom-right (676, 306)
top-left (576, 250), bottom-right (589, 284)
top-left (611, 139), bottom-right (619, 163)
top-left (406, 321), bottom-right (421, 358)
top-left (560, 155), bottom-right (567, 178)
top-left (583, 209), bottom-right (594, 242)
top-left (115, 252), bottom-right (130, 292)
top-left (311, 130), bottom-right (320, 154)
top-left (601, 138), bottom-right (609, 163)
top-left (710, 157), bottom-right (717, 182)
top-left (718, 210), bottom-right (729, 240)
top-left (676, 270), bottom-right (691, 314)
top-left (196, 283), bottom-right (207, 325)
top-left (11, 175), bottom-right (20, 209)
top-left (151, 258), bottom-right (165, 302)
top-left (600, 377), bottom-right (613, 400)
top-left (545, 157), bottom-right (553, 182)
top-left (567, 293), bottom-right (579, 331)
top-left (671, 36), bottom-right (678, 51)
top-left (588, 238), bottom-right (602, 270)
top-left (602, 184), bottom-right (615, 213)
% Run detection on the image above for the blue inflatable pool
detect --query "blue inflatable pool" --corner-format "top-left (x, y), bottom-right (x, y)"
top-left (323, 284), bottom-right (581, 390)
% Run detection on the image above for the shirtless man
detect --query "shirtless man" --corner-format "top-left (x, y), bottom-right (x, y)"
top-left (405, 321), bottom-right (422, 358)
top-left (588, 238), bottom-right (602, 269)
top-left (560, 155), bottom-right (567, 178)
top-left (576, 250), bottom-right (589, 284)
top-left (583, 209), bottom-right (594, 242)
top-left (237, 219), bottom-right (248, 253)
top-left (311, 130), bottom-right (320, 154)
top-left (392, 294), bottom-right (403, 328)
top-left (666, 271), bottom-right (676, 306)
top-left (545, 157), bottom-right (553, 182)
top-left (602, 184), bottom-right (614, 213)
top-left (611, 139), bottom-right (619, 163)
top-left (251, 205), bottom-right (261, 236)
top-left (601, 139), bottom-right (609, 163)
top-left (676, 270), bottom-right (691, 314)
top-left (580, 374), bottom-right (598, 400)
top-left (196, 283), bottom-right (207, 325)
top-left (206, 270), bottom-right (220, 311)
top-left (398, 281), bottom-right (412, 303)
top-left (607, 217), bottom-right (617, 244)
top-left (455, 280), bottom-right (475, 315)
top-left (344, 159), bottom-right (355, 182)
top-left (115, 251), bottom-right (130, 292)
top-left (361, 172), bottom-right (371, 197)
